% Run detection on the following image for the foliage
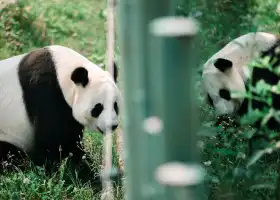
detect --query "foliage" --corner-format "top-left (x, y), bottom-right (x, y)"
top-left (0, 0), bottom-right (108, 63)
top-left (189, 0), bottom-right (280, 200)
top-left (177, 0), bottom-right (280, 199)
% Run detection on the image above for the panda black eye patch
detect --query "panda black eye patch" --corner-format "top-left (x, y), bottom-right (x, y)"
top-left (219, 89), bottom-right (231, 101)
top-left (91, 103), bottom-right (104, 118)
top-left (114, 101), bottom-right (119, 115)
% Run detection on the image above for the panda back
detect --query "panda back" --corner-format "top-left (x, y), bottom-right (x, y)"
top-left (203, 32), bottom-right (278, 79)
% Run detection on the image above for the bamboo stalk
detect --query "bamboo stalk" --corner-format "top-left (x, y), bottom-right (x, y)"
top-left (150, 16), bottom-right (205, 199)
top-left (117, 0), bottom-right (169, 199)
top-left (101, 0), bottom-right (116, 199)
top-left (117, 0), bottom-right (204, 199)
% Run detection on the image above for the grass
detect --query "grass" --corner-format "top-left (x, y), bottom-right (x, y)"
top-left (0, 0), bottom-right (280, 199)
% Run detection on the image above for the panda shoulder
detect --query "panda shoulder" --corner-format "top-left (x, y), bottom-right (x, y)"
top-left (47, 45), bottom-right (86, 59)
top-left (47, 45), bottom-right (93, 70)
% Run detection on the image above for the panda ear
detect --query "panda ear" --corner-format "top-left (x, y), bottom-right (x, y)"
top-left (214, 58), bottom-right (233, 72)
top-left (113, 62), bottom-right (118, 82)
top-left (71, 67), bottom-right (89, 87)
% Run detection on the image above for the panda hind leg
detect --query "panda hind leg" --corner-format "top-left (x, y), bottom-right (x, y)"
top-left (0, 141), bottom-right (28, 173)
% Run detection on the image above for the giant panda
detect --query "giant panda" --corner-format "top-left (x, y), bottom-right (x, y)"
top-left (242, 37), bottom-right (280, 130)
top-left (201, 32), bottom-right (278, 118)
top-left (239, 38), bottom-right (280, 198)
top-left (0, 45), bottom-right (121, 184)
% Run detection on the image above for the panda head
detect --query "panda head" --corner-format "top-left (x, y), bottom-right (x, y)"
top-left (201, 58), bottom-right (247, 116)
top-left (69, 62), bottom-right (120, 134)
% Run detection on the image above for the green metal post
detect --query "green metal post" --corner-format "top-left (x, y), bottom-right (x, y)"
top-left (149, 17), bottom-right (204, 199)
top-left (117, 1), bottom-right (169, 199)
top-left (117, 0), bottom-right (204, 199)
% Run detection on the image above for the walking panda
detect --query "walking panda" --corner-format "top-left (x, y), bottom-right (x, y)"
top-left (201, 32), bottom-right (278, 118)
top-left (0, 45), bottom-right (121, 184)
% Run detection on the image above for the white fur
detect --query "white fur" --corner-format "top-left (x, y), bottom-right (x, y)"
top-left (49, 45), bottom-right (120, 132)
top-left (0, 54), bottom-right (34, 152)
top-left (201, 32), bottom-right (278, 116)
top-left (0, 45), bottom-right (121, 152)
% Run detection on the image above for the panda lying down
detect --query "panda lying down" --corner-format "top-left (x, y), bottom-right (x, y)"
top-left (0, 45), bottom-right (121, 184)
top-left (201, 32), bottom-right (280, 128)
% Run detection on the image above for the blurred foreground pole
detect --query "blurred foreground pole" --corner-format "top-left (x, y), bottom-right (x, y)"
top-left (117, 0), bottom-right (168, 199)
top-left (117, 0), bottom-right (204, 199)
top-left (150, 17), bottom-right (205, 199)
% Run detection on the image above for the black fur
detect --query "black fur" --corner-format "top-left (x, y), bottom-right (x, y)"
top-left (242, 38), bottom-right (280, 130)
top-left (71, 67), bottom-right (89, 87)
top-left (237, 98), bottom-right (248, 116)
top-left (114, 101), bottom-right (119, 115)
top-left (0, 47), bottom-right (102, 187)
top-left (219, 89), bottom-right (231, 101)
top-left (113, 62), bottom-right (118, 82)
top-left (207, 94), bottom-right (214, 107)
top-left (251, 67), bottom-right (279, 86)
top-left (91, 103), bottom-right (104, 118)
top-left (261, 39), bottom-right (280, 68)
top-left (214, 58), bottom-right (233, 72)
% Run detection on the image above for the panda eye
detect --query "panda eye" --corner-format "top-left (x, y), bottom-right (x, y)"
top-left (91, 103), bottom-right (104, 118)
top-left (219, 89), bottom-right (231, 101)
top-left (114, 101), bottom-right (119, 115)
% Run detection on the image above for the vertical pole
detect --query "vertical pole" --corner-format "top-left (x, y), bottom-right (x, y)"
top-left (117, 0), bottom-right (147, 198)
top-left (117, 0), bottom-right (204, 200)
top-left (117, 1), bottom-right (167, 199)
top-left (117, 0), bottom-right (172, 199)
top-left (101, 0), bottom-right (116, 199)
top-left (150, 17), bottom-right (204, 199)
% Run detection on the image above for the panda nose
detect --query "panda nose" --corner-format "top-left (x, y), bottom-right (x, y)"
top-left (111, 124), bottom-right (118, 131)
